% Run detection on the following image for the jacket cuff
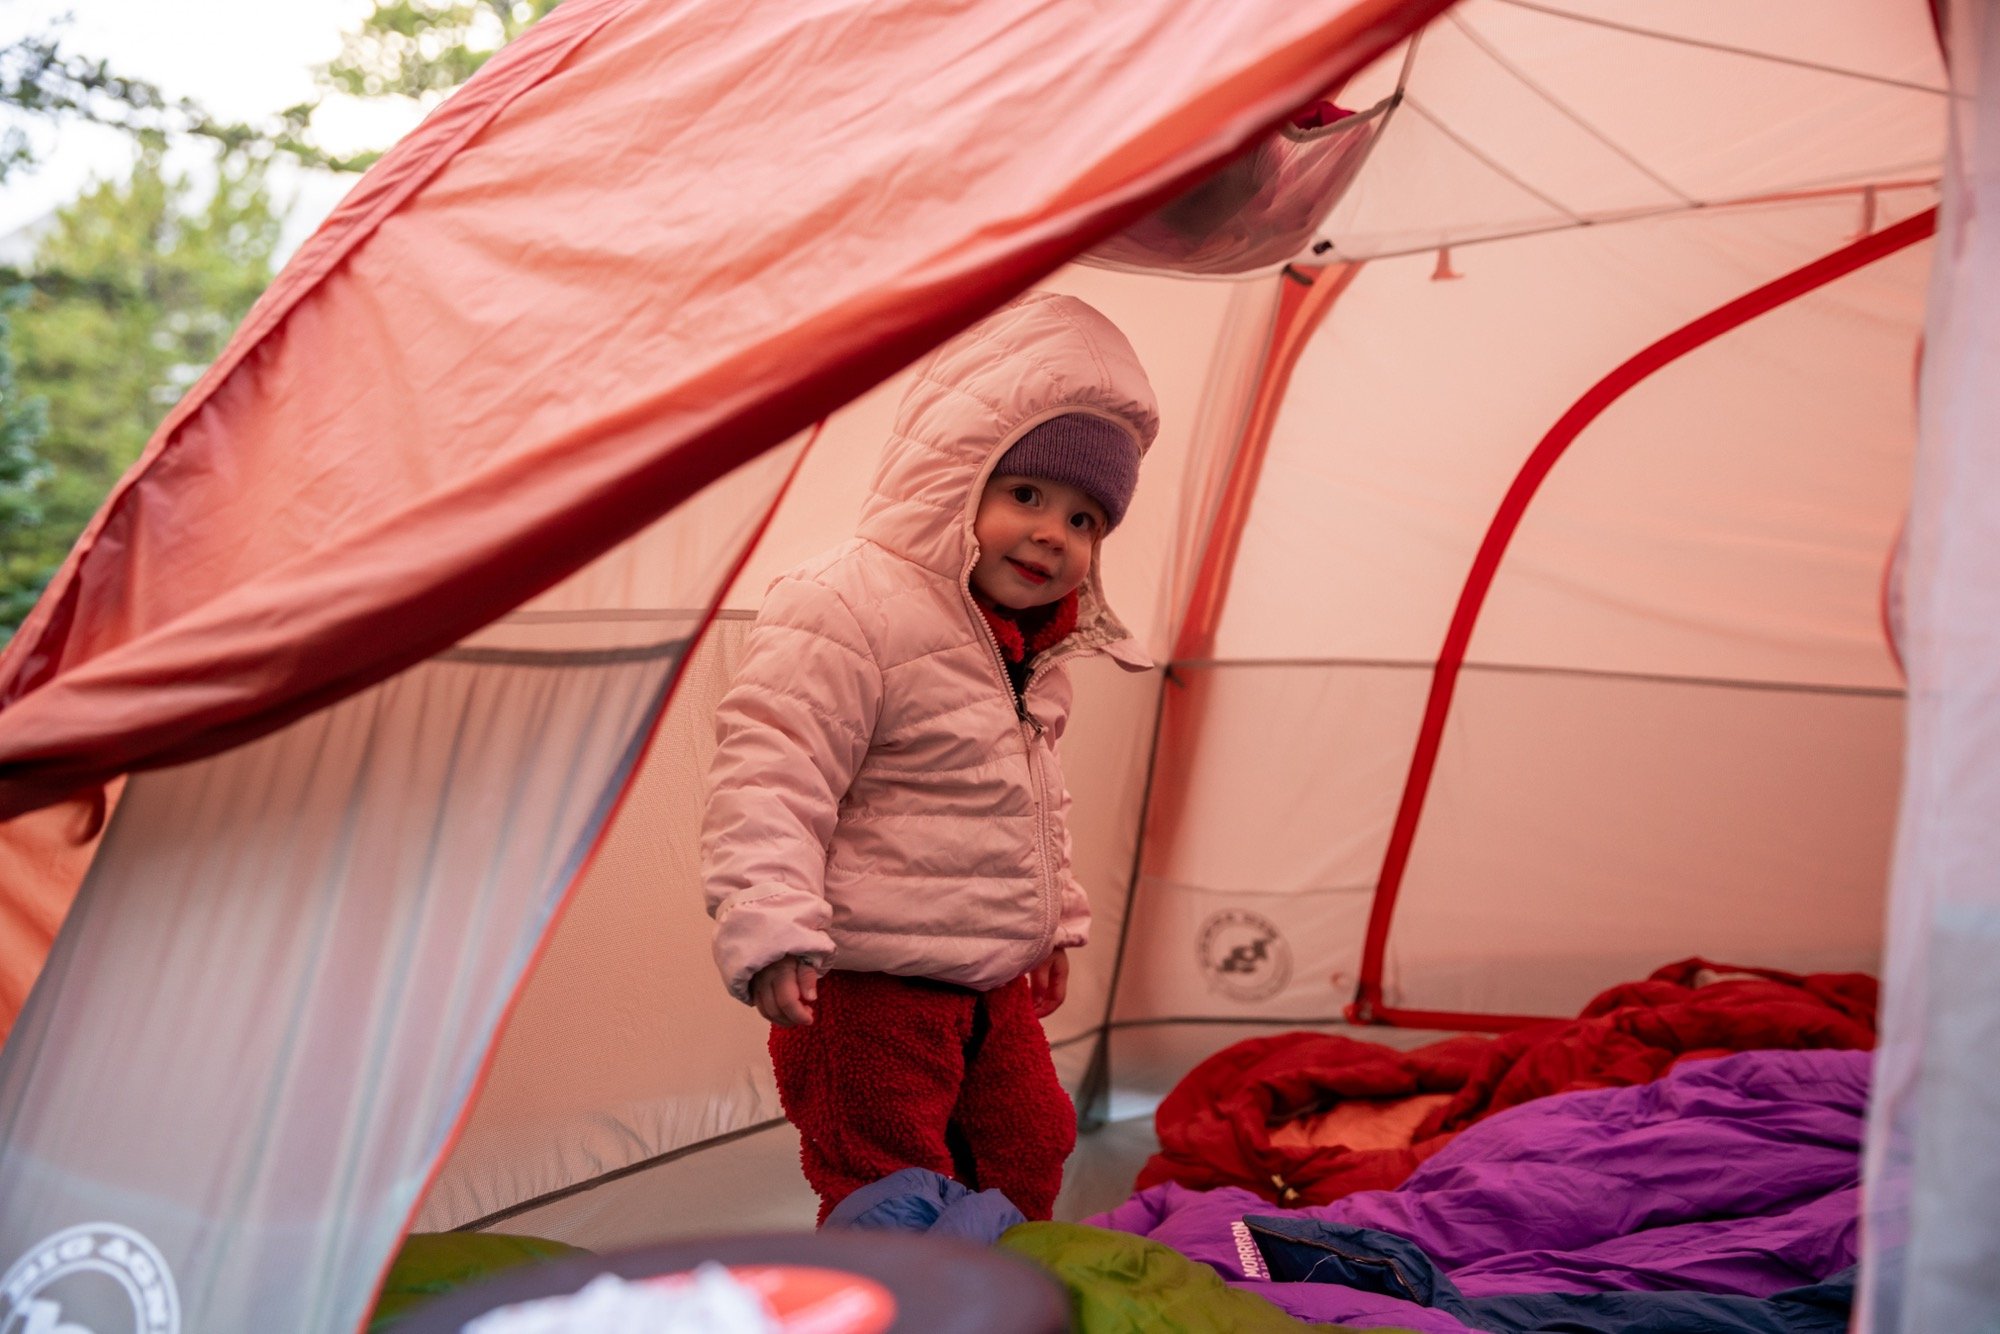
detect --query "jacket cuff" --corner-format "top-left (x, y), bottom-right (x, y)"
top-left (1055, 880), bottom-right (1091, 951)
top-left (712, 884), bottom-right (836, 1003)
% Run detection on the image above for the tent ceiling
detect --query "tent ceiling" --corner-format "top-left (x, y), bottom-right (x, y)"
top-left (1321, 0), bottom-right (1947, 259)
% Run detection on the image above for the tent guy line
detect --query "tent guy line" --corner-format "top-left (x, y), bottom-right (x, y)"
top-left (1402, 97), bottom-right (1591, 222)
top-left (1444, 10), bottom-right (1698, 206)
top-left (447, 1117), bottom-right (793, 1235)
top-left (1491, 0), bottom-right (1951, 96)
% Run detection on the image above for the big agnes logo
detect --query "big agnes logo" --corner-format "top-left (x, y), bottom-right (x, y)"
top-left (1, 1225), bottom-right (180, 1334)
top-left (1196, 908), bottom-right (1291, 1002)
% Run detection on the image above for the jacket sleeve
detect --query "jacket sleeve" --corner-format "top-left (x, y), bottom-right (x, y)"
top-left (701, 576), bottom-right (882, 1002)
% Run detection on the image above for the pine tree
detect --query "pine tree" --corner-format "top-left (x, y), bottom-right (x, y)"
top-left (322, 0), bottom-right (564, 100)
top-left (0, 289), bottom-right (53, 632)
top-left (1, 148), bottom-right (280, 632)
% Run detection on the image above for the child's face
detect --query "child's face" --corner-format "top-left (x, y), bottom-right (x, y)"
top-left (971, 473), bottom-right (1105, 610)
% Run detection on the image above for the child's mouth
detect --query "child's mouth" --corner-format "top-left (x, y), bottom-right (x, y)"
top-left (1008, 558), bottom-right (1051, 585)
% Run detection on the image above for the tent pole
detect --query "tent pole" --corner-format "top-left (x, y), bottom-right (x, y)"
top-left (1350, 207), bottom-right (1940, 1030)
top-left (1074, 667), bottom-right (1174, 1131)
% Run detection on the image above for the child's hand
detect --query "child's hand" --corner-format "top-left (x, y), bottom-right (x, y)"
top-left (1029, 948), bottom-right (1069, 1018)
top-left (751, 957), bottom-right (819, 1026)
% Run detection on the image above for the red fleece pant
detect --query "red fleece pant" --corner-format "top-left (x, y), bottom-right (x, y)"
top-left (768, 970), bottom-right (1077, 1224)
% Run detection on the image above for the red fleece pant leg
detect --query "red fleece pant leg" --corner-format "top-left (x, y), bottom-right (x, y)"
top-left (946, 977), bottom-right (1077, 1220)
top-left (767, 971), bottom-right (975, 1224)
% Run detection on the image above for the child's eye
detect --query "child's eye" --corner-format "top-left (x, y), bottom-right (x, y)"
top-left (1070, 511), bottom-right (1099, 533)
top-left (1010, 485), bottom-right (1038, 505)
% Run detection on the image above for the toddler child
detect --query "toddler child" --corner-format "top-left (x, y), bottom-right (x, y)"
top-left (700, 291), bottom-right (1158, 1222)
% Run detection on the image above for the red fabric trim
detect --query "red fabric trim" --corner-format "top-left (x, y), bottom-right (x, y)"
top-left (357, 425), bottom-right (821, 1333)
top-left (1351, 206), bottom-right (1939, 1025)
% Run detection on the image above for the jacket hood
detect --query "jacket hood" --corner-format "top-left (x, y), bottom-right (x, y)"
top-left (857, 291), bottom-right (1160, 668)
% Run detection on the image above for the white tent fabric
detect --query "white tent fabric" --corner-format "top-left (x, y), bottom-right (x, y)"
top-left (1146, 200), bottom-right (1928, 1024)
top-left (1860, 1), bottom-right (2000, 1328)
top-left (0, 630), bottom-right (679, 1331)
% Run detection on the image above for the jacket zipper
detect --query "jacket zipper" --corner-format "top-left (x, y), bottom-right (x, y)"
top-left (1021, 717), bottom-right (1056, 944)
top-left (967, 582), bottom-right (1039, 728)
top-left (964, 571), bottom-right (1058, 944)
top-left (1015, 640), bottom-right (1099, 947)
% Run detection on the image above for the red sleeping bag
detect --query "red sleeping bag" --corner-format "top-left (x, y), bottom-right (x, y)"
top-left (1137, 957), bottom-right (1877, 1207)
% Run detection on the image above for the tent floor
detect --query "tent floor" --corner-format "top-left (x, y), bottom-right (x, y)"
top-left (466, 1110), bottom-right (1159, 1249)
top-left (473, 1022), bottom-right (1460, 1251)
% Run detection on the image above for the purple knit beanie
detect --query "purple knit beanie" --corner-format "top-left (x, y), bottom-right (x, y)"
top-left (991, 414), bottom-right (1142, 530)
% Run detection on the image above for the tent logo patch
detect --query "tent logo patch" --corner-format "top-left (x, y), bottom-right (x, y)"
top-left (1197, 909), bottom-right (1291, 1002)
top-left (1, 1223), bottom-right (180, 1334)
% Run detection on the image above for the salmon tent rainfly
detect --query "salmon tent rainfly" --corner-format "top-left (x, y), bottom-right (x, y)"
top-left (0, 0), bottom-right (1994, 1330)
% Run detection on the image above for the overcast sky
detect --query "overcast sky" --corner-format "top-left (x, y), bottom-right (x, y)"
top-left (3, 0), bottom-right (429, 246)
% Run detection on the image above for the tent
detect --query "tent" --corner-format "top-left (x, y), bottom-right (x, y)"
top-left (0, 0), bottom-right (1991, 1329)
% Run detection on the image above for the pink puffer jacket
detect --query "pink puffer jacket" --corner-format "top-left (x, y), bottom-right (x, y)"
top-left (702, 292), bottom-right (1159, 1003)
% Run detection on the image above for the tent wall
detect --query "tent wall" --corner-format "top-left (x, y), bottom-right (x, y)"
top-left (1106, 198), bottom-right (1930, 1034)
top-left (1210, 204), bottom-right (1930, 669)
top-left (0, 627), bottom-right (677, 1332)
top-left (1861, 0), bottom-right (2000, 1325)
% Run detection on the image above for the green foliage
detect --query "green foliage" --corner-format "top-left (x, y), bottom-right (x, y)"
top-left (0, 290), bottom-right (53, 631)
top-left (322, 0), bottom-right (563, 100)
top-left (0, 148), bottom-right (280, 634)
top-left (0, 30), bottom-right (377, 177)
top-left (0, 0), bottom-right (557, 637)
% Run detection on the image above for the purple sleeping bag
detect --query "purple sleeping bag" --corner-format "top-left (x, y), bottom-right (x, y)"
top-left (1090, 1048), bottom-right (1868, 1332)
